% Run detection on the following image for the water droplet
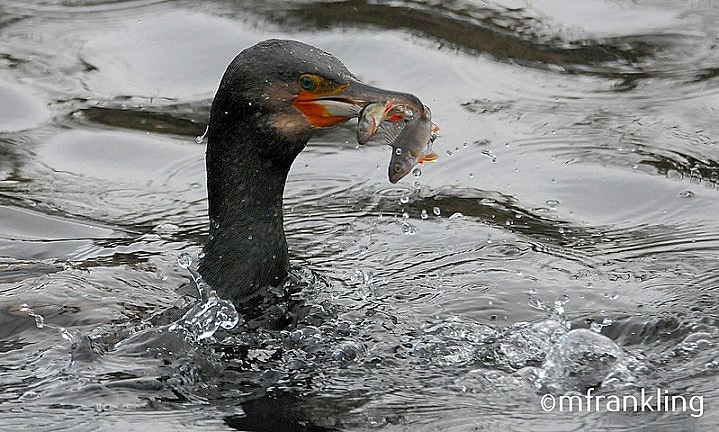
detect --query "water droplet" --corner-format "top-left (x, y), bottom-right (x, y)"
top-left (177, 253), bottom-right (192, 269)
top-left (395, 148), bottom-right (402, 155)
top-left (680, 332), bottom-right (712, 351)
top-left (469, 173), bottom-right (474, 178)
top-left (403, 226), bottom-right (416, 235)
top-left (153, 223), bottom-right (180, 234)
top-left (678, 190), bottom-right (695, 198)
top-left (19, 391), bottom-right (40, 401)
top-left (400, 195), bottom-right (409, 204)
top-left (59, 327), bottom-right (76, 343)
top-left (479, 198), bottom-right (497, 206)
top-left (481, 149), bottom-right (497, 163)
top-left (420, 209), bottom-right (429, 220)
top-left (19, 304), bottom-right (44, 329)
top-left (195, 125), bottom-right (209, 144)
top-left (546, 199), bottom-right (560, 207)
top-left (412, 168), bottom-right (422, 177)
top-left (527, 296), bottom-right (544, 310)
top-left (446, 150), bottom-right (453, 157)
top-left (432, 207), bottom-right (441, 216)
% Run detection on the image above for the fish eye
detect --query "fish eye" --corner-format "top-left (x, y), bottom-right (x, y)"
top-left (299, 75), bottom-right (317, 91)
top-left (393, 165), bottom-right (402, 173)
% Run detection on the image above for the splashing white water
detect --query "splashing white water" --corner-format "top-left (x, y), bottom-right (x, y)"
top-left (174, 253), bottom-right (242, 341)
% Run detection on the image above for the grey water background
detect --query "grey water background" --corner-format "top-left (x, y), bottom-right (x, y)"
top-left (1, 0), bottom-right (719, 430)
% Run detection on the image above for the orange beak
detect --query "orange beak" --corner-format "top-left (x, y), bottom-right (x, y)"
top-left (292, 80), bottom-right (423, 128)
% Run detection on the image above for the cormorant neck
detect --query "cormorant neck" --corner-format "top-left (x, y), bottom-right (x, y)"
top-left (199, 110), bottom-right (303, 306)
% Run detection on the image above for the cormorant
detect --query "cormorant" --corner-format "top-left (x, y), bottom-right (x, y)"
top-left (198, 39), bottom-right (422, 306)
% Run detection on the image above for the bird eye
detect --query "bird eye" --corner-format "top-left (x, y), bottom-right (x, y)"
top-left (299, 75), bottom-right (317, 91)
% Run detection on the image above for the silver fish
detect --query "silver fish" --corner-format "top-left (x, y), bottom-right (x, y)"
top-left (357, 99), bottom-right (396, 145)
top-left (387, 105), bottom-right (439, 183)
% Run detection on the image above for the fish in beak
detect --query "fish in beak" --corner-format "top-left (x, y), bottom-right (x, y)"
top-left (292, 74), bottom-right (438, 183)
top-left (293, 77), bottom-right (423, 128)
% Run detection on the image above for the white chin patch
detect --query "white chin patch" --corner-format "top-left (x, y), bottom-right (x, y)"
top-left (270, 112), bottom-right (311, 140)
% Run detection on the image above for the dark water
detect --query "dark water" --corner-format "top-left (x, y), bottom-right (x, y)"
top-left (1, 1), bottom-right (718, 430)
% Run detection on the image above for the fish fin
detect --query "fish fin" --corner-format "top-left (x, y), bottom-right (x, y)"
top-left (419, 152), bottom-right (439, 164)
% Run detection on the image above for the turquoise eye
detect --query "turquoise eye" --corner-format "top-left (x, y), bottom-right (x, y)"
top-left (299, 75), bottom-right (316, 91)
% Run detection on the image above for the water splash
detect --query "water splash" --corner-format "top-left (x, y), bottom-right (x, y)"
top-left (410, 316), bottom-right (499, 367)
top-left (349, 268), bottom-right (383, 297)
top-left (526, 291), bottom-right (571, 330)
top-left (173, 253), bottom-right (242, 341)
top-left (536, 328), bottom-right (635, 393)
top-left (18, 303), bottom-right (78, 345)
top-left (590, 316), bottom-right (614, 333)
top-left (402, 212), bottom-right (417, 236)
top-left (19, 303), bottom-right (45, 329)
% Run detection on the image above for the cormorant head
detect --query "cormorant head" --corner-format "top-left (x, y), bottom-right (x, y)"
top-left (209, 39), bottom-right (422, 167)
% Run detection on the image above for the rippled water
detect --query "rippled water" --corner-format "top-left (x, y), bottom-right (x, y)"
top-left (1, 1), bottom-right (719, 430)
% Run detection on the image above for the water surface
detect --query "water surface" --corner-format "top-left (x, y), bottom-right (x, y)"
top-left (1, 1), bottom-right (718, 430)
